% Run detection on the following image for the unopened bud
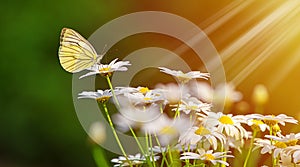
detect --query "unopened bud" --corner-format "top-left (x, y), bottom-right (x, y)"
top-left (89, 122), bottom-right (106, 144)
top-left (252, 84), bottom-right (269, 106)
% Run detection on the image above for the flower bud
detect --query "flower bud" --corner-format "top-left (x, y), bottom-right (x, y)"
top-left (252, 84), bottom-right (269, 106)
top-left (89, 122), bottom-right (106, 144)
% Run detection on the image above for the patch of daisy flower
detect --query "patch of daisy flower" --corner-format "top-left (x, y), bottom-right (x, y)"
top-left (74, 58), bottom-right (300, 167)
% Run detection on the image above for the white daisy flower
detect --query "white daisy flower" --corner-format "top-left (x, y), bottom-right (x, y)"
top-left (158, 67), bottom-right (210, 84)
top-left (79, 58), bottom-right (131, 78)
top-left (267, 133), bottom-right (300, 145)
top-left (124, 91), bottom-right (165, 105)
top-left (198, 112), bottom-right (249, 139)
top-left (155, 83), bottom-right (190, 104)
top-left (174, 97), bottom-right (212, 115)
top-left (284, 145), bottom-right (300, 163)
top-left (142, 114), bottom-right (193, 146)
top-left (245, 115), bottom-right (268, 132)
top-left (213, 83), bottom-right (242, 110)
top-left (278, 153), bottom-right (295, 167)
top-left (254, 138), bottom-right (276, 155)
top-left (254, 137), bottom-right (288, 158)
top-left (149, 144), bottom-right (197, 154)
top-left (250, 114), bottom-right (298, 126)
top-left (178, 126), bottom-right (226, 150)
top-left (149, 146), bottom-right (168, 154)
top-left (112, 104), bottom-right (161, 132)
top-left (249, 114), bottom-right (298, 133)
top-left (115, 86), bottom-right (152, 95)
top-left (111, 153), bottom-right (159, 167)
top-left (225, 135), bottom-right (248, 153)
top-left (78, 89), bottom-right (112, 103)
top-left (188, 81), bottom-right (213, 103)
top-left (180, 149), bottom-right (233, 166)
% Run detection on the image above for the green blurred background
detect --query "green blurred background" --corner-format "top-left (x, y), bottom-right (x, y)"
top-left (0, 1), bottom-right (133, 166)
top-left (1, 0), bottom-right (300, 166)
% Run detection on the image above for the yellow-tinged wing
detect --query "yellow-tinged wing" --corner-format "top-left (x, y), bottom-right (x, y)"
top-left (58, 28), bottom-right (101, 73)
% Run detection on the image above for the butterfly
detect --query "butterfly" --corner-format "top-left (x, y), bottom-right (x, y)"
top-left (58, 28), bottom-right (104, 73)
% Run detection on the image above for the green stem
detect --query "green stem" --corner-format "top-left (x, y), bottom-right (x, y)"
top-left (220, 144), bottom-right (226, 167)
top-left (174, 102), bottom-right (181, 119)
top-left (129, 126), bottom-right (145, 155)
top-left (148, 133), bottom-right (156, 167)
top-left (92, 145), bottom-right (109, 167)
top-left (181, 145), bottom-right (190, 167)
top-left (102, 103), bottom-right (132, 167)
top-left (243, 130), bottom-right (257, 167)
top-left (144, 132), bottom-right (153, 167)
top-left (167, 145), bottom-right (173, 165)
top-left (154, 133), bottom-right (170, 167)
top-left (106, 75), bottom-right (120, 107)
top-left (160, 104), bottom-right (164, 113)
top-left (269, 127), bottom-right (276, 167)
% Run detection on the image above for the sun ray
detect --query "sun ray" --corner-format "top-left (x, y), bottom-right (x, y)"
top-left (221, 0), bottom-right (298, 62)
top-left (159, 1), bottom-right (254, 75)
top-left (267, 35), bottom-right (300, 91)
top-left (201, 0), bottom-right (254, 35)
top-left (203, 1), bottom-right (280, 79)
top-left (225, 1), bottom-right (300, 85)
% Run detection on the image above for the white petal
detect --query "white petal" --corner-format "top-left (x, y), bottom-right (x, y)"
top-left (79, 71), bottom-right (99, 79)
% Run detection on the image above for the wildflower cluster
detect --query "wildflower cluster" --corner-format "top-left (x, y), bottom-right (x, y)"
top-left (75, 58), bottom-right (300, 167)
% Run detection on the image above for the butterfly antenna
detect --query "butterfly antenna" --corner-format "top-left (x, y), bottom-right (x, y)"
top-left (101, 44), bottom-right (107, 55)
top-left (97, 44), bottom-right (108, 64)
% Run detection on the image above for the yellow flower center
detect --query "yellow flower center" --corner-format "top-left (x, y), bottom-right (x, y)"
top-left (203, 153), bottom-right (215, 161)
top-left (139, 87), bottom-right (149, 94)
top-left (219, 115), bottom-right (234, 125)
top-left (96, 96), bottom-right (111, 103)
top-left (159, 126), bottom-right (177, 135)
top-left (187, 105), bottom-right (198, 111)
top-left (195, 126), bottom-right (211, 135)
top-left (263, 115), bottom-right (278, 127)
top-left (99, 67), bottom-right (112, 76)
top-left (271, 124), bottom-right (281, 133)
top-left (177, 74), bottom-right (190, 83)
top-left (252, 119), bottom-right (264, 125)
top-left (251, 120), bottom-right (264, 131)
top-left (285, 139), bottom-right (298, 146)
top-left (274, 141), bottom-right (287, 148)
top-left (143, 97), bottom-right (152, 101)
top-left (99, 67), bottom-right (111, 72)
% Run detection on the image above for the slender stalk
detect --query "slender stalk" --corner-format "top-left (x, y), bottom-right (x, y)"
top-left (106, 75), bottom-right (120, 107)
top-left (148, 133), bottom-right (156, 167)
top-left (167, 145), bottom-right (174, 165)
top-left (144, 132), bottom-right (153, 167)
top-left (269, 127), bottom-right (276, 167)
top-left (92, 145), bottom-right (109, 167)
top-left (129, 126), bottom-right (145, 155)
top-left (174, 102), bottom-right (181, 119)
top-left (159, 104), bottom-right (164, 113)
top-left (222, 156), bottom-right (227, 167)
top-left (220, 144), bottom-right (227, 167)
top-left (154, 133), bottom-right (170, 167)
top-left (102, 103), bottom-right (132, 166)
top-left (106, 76), bottom-right (153, 165)
top-left (181, 145), bottom-right (190, 167)
top-left (243, 130), bottom-right (257, 167)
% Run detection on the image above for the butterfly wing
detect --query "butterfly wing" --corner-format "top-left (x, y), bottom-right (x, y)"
top-left (58, 28), bottom-right (99, 73)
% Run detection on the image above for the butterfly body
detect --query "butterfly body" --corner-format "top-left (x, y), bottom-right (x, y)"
top-left (58, 28), bottom-right (103, 73)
